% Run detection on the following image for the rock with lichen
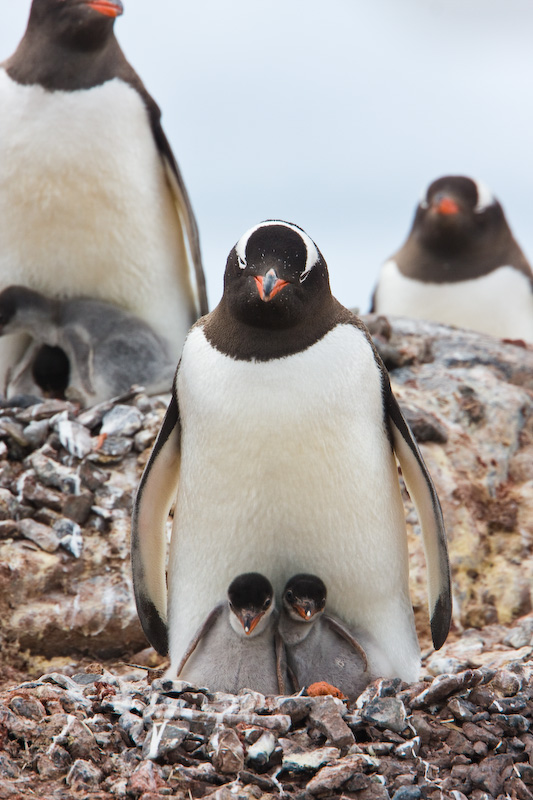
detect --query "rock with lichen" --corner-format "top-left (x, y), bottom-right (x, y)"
top-left (0, 316), bottom-right (533, 672)
top-left (364, 313), bottom-right (533, 640)
top-left (0, 391), bottom-right (165, 667)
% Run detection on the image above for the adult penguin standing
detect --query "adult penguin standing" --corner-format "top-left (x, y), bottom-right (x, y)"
top-left (0, 0), bottom-right (207, 394)
top-left (132, 220), bottom-right (452, 683)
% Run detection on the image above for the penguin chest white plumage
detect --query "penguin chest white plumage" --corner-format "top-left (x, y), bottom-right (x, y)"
top-left (167, 322), bottom-right (421, 681)
top-left (0, 69), bottom-right (196, 361)
top-left (376, 260), bottom-right (533, 342)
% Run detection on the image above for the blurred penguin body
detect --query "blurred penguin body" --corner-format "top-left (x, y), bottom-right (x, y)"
top-left (0, 0), bottom-right (207, 390)
top-left (373, 176), bottom-right (533, 341)
top-left (0, 286), bottom-right (175, 406)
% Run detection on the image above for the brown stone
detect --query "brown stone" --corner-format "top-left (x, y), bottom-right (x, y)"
top-left (211, 727), bottom-right (245, 774)
top-left (470, 753), bottom-right (514, 796)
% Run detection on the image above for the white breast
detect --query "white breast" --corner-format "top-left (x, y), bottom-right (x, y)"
top-left (375, 260), bottom-right (533, 342)
top-left (0, 69), bottom-right (195, 361)
top-left (167, 323), bottom-right (421, 681)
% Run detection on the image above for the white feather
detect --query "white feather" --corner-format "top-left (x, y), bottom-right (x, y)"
top-left (473, 178), bottom-right (495, 212)
top-left (375, 260), bottom-right (533, 341)
top-left (235, 221), bottom-right (320, 277)
top-left (166, 323), bottom-right (421, 681)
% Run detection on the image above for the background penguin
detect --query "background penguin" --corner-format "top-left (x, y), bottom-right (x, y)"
top-left (372, 175), bottom-right (533, 341)
top-left (0, 0), bottom-right (208, 393)
top-left (132, 220), bottom-right (452, 683)
top-left (0, 286), bottom-right (176, 406)
top-left (176, 573), bottom-right (284, 695)
top-left (278, 574), bottom-right (370, 700)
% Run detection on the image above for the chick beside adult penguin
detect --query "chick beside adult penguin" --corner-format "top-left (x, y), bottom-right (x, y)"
top-left (372, 175), bottom-right (533, 341)
top-left (0, 0), bottom-right (207, 393)
top-left (0, 286), bottom-right (175, 406)
top-left (176, 573), bottom-right (284, 695)
top-left (279, 574), bottom-right (370, 700)
top-left (132, 220), bottom-right (452, 684)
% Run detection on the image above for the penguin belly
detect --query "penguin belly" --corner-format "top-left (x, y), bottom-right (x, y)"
top-left (0, 70), bottom-right (196, 365)
top-left (167, 323), bottom-right (421, 681)
top-left (376, 261), bottom-right (533, 341)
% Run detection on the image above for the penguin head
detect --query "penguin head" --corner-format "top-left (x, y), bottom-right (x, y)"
top-left (223, 221), bottom-right (331, 329)
top-left (0, 286), bottom-right (52, 336)
top-left (26, 0), bottom-right (123, 50)
top-left (282, 574), bottom-right (327, 623)
top-left (227, 572), bottom-right (274, 637)
top-left (413, 175), bottom-right (505, 254)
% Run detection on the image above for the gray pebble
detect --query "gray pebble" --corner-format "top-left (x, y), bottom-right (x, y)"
top-left (361, 697), bottom-right (407, 734)
top-left (66, 758), bottom-right (103, 789)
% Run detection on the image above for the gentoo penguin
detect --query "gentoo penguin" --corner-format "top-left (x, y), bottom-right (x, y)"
top-left (0, 286), bottom-right (175, 406)
top-left (176, 573), bottom-right (284, 695)
top-left (278, 574), bottom-right (370, 700)
top-left (372, 176), bottom-right (533, 341)
top-left (132, 220), bottom-right (452, 682)
top-left (0, 0), bottom-right (207, 393)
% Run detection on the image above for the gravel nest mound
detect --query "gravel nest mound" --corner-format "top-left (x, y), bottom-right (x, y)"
top-left (1, 638), bottom-right (533, 800)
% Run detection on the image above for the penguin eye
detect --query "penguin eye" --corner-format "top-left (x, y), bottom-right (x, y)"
top-left (238, 255), bottom-right (247, 270)
top-left (286, 590), bottom-right (294, 603)
top-left (263, 596), bottom-right (271, 610)
top-left (299, 269), bottom-right (311, 283)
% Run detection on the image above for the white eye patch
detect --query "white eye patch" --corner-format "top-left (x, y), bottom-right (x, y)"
top-left (473, 178), bottom-right (495, 213)
top-left (234, 220), bottom-right (320, 278)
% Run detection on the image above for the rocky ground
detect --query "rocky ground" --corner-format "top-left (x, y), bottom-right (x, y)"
top-left (0, 315), bottom-right (532, 798)
top-left (1, 627), bottom-right (533, 799)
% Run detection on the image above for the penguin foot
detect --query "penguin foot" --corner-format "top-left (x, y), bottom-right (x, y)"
top-left (306, 681), bottom-right (347, 700)
top-left (95, 432), bottom-right (108, 450)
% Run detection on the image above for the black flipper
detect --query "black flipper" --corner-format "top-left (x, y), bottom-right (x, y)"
top-left (385, 386), bottom-right (452, 649)
top-left (131, 390), bottom-right (181, 655)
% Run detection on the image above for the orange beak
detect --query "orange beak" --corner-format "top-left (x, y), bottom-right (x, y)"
top-left (254, 269), bottom-right (289, 302)
top-left (240, 611), bottom-right (263, 635)
top-left (294, 602), bottom-right (317, 620)
top-left (86, 0), bottom-right (123, 18)
top-left (434, 196), bottom-right (459, 216)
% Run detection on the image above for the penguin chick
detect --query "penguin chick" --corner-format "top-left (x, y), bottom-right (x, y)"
top-left (279, 574), bottom-right (370, 700)
top-left (372, 175), bottom-right (533, 341)
top-left (0, 0), bottom-right (207, 391)
top-left (176, 573), bottom-right (286, 695)
top-left (0, 286), bottom-right (176, 406)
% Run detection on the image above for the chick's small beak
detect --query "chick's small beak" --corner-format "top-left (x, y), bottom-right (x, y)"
top-left (86, 0), bottom-right (124, 18)
top-left (240, 610), bottom-right (263, 635)
top-left (254, 269), bottom-right (289, 302)
top-left (295, 602), bottom-right (317, 620)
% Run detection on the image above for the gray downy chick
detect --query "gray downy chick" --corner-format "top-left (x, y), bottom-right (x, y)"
top-left (176, 572), bottom-right (286, 695)
top-left (0, 285), bottom-right (176, 405)
top-left (279, 573), bottom-right (371, 700)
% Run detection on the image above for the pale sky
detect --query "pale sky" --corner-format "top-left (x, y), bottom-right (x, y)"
top-left (2, 1), bottom-right (532, 312)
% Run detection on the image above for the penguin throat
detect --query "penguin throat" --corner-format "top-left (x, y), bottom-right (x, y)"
top-left (202, 295), bottom-right (343, 362)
